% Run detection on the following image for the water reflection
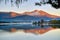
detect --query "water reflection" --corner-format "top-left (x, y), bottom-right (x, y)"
top-left (0, 23), bottom-right (60, 34)
top-left (24, 27), bottom-right (56, 34)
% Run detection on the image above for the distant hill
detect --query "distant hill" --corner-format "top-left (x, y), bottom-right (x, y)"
top-left (23, 10), bottom-right (60, 18)
top-left (0, 10), bottom-right (60, 21)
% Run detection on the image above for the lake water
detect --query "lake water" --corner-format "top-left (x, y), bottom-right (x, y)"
top-left (0, 23), bottom-right (53, 31)
top-left (0, 23), bottom-right (60, 40)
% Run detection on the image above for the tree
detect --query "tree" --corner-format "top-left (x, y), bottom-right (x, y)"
top-left (33, 21), bottom-right (37, 25)
top-left (35, 0), bottom-right (60, 9)
top-left (40, 19), bottom-right (44, 24)
top-left (50, 20), bottom-right (60, 24)
top-left (0, 0), bottom-right (60, 9)
top-left (0, 0), bottom-right (28, 8)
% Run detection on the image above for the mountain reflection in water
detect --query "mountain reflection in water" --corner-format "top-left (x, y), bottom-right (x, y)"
top-left (0, 23), bottom-right (60, 34)
top-left (24, 27), bottom-right (56, 34)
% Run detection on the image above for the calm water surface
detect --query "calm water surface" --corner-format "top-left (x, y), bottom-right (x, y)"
top-left (0, 23), bottom-right (60, 40)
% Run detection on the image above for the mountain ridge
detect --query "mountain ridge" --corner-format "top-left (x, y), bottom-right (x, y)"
top-left (0, 10), bottom-right (60, 19)
top-left (22, 10), bottom-right (60, 18)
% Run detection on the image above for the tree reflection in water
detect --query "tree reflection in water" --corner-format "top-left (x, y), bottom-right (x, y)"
top-left (0, 22), bottom-right (60, 34)
top-left (24, 24), bottom-right (60, 34)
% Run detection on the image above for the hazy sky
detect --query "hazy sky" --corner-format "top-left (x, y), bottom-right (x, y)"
top-left (0, 0), bottom-right (60, 16)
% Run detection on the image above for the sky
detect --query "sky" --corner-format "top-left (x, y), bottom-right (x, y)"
top-left (0, 0), bottom-right (60, 16)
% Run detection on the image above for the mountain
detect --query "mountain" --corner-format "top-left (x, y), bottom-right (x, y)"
top-left (12, 15), bottom-right (52, 20)
top-left (0, 10), bottom-right (60, 21)
top-left (0, 12), bottom-right (20, 19)
top-left (23, 10), bottom-right (60, 18)
top-left (0, 12), bottom-right (10, 19)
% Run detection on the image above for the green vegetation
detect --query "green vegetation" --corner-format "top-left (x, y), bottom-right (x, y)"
top-left (51, 25), bottom-right (60, 28)
top-left (33, 21), bottom-right (37, 25)
top-left (49, 20), bottom-right (60, 28)
top-left (50, 20), bottom-right (60, 24)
